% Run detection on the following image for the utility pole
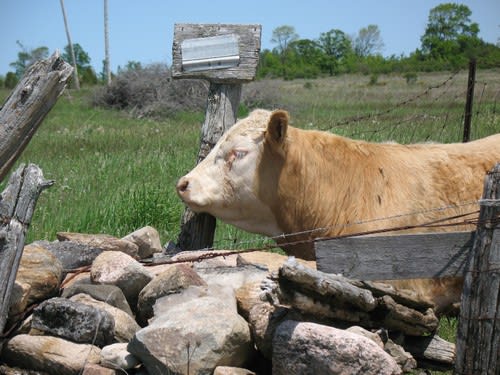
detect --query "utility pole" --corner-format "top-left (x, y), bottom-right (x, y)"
top-left (104, 0), bottom-right (111, 86)
top-left (59, 0), bottom-right (80, 90)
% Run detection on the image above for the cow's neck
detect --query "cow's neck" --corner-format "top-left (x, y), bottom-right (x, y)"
top-left (273, 127), bottom-right (380, 237)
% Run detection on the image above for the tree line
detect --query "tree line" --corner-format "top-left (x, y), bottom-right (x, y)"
top-left (258, 3), bottom-right (500, 80)
top-left (1, 3), bottom-right (499, 89)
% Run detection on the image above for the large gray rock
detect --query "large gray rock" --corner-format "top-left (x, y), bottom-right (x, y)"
top-left (90, 251), bottom-right (153, 311)
top-left (69, 294), bottom-right (140, 343)
top-left (121, 226), bottom-right (162, 259)
top-left (273, 321), bottom-right (402, 375)
top-left (31, 297), bottom-right (115, 347)
top-left (62, 283), bottom-right (133, 316)
top-left (57, 232), bottom-right (139, 258)
top-left (137, 264), bottom-right (206, 325)
top-left (2, 334), bottom-right (100, 375)
top-left (129, 296), bottom-right (252, 375)
top-left (35, 240), bottom-right (103, 271)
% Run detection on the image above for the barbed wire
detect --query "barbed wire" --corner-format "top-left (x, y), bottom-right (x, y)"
top-left (319, 70), bottom-right (462, 132)
top-left (211, 199), bottom-right (481, 252)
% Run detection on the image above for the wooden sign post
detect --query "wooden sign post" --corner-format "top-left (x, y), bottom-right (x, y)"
top-left (172, 23), bottom-right (261, 250)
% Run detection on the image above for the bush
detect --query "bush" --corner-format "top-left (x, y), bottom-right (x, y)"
top-left (404, 71), bottom-right (418, 85)
top-left (93, 64), bottom-right (208, 117)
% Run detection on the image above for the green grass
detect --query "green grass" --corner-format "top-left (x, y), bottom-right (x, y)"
top-left (2, 70), bottom-right (498, 375)
top-left (1, 69), bottom-right (499, 249)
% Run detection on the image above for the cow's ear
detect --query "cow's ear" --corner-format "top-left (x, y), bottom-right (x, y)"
top-left (266, 110), bottom-right (289, 145)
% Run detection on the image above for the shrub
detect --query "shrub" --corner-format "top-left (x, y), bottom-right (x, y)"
top-left (93, 63), bottom-right (208, 117)
top-left (404, 71), bottom-right (418, 85)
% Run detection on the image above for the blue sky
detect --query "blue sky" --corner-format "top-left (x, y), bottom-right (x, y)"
top-left (1, 0), bottom-right (499, 76)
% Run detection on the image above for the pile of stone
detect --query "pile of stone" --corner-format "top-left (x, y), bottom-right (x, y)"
top-left (0, 226), bottom-right (455, 374)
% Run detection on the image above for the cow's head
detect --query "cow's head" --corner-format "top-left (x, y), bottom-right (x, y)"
top-left (176, 109), bottom-right (289, 237)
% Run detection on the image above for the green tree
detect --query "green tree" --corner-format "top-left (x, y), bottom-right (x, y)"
top-left (5, 72), bottom-right (18, 89)
top-left (271, 25), bottom-right (299, 77)
top-left (317, 29), bottom-right (352, 75)
top-left (421, 3), bottom-right (479, 61)
top-left (354, 25), bottom-right (384, 57)
top-left (288, 39), bottom-right (322, 78)
top-left (10, 41), bottom-right (49, 78)
top-left (62, 43), bottom-right (97, 85)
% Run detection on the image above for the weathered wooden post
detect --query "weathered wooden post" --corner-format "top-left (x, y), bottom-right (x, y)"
top-left (0, 53), bottom-right (71, 340)
top-left (462, 58), bottom-right (476, 143)
top-left (172, 23), bottom-right (261, 250)
top-left (455, 163), bottom-right (500, 374)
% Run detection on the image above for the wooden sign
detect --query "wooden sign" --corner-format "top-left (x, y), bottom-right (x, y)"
top-left (172, 23), bottom-right (261, 83)
top-left (315, 231), bottom-right (475, 280)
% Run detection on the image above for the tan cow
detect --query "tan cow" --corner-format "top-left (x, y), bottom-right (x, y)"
top-left (177, 109), bottom-right (500, 312)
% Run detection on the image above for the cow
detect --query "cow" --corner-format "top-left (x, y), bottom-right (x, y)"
top-left (176, 109), bottom-right (500, 313)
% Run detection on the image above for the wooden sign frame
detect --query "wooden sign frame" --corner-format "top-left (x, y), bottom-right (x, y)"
top-left (172, 23), bottom-right (261, 83)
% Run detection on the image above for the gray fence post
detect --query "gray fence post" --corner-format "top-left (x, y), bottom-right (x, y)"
top-left (454, 163), bottom-right (500, 374)
top-left (171, 23), bottom-right (261, 251)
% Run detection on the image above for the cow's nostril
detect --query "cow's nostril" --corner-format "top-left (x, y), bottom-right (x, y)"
top-left (177, 178), bottom-right (189, 193)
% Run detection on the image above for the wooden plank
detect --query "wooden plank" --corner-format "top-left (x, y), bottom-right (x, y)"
top-left (455, 164), bottom-right (500, 375)
top-left (172, 23), bottom-right (261, 83)
top-left (315, 231), bottom-right (474, 280)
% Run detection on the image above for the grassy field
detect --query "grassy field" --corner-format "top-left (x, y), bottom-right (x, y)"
top-left (2, 69), bottom-right (499, 373)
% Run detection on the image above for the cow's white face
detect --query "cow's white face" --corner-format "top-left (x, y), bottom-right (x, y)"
top-left (176, 109), bottom-right (283, 237)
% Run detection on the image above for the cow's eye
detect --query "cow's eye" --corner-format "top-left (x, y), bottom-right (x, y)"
top-left (233, 150), bottom-right (247, 159)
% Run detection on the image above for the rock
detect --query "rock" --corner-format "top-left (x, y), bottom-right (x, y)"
top-left (57, 232), bottom-right (139, 258)
top-left (121, 226), bottom-right (162, 259)
top-left (62, 283), bottom-right (133, 316)
top-left (235, 281), bottom-right (264, 321)
top-left (100, 343), bottom-right (140, 370)
top-left (36, 240), bottom-right (103, 271)
top-left (2, 334), bottom-right (100, 375)
top-left (247, 302), bottom-right (289, 359)
top-left (8, 281), bottom-right (31, 322)
top-left (236, 251), bottom-right (316, 273)
top-left (384, 338), bottom-right (418, 372)
top-left (151, 285), bottom-right (208, 319)
top-left (0, 364), bottom-right (49, 374)
top-left (90, 251), bottom-right (153, 311)
top-left (81, 364), bottom-right (118, 375)
top-left (273, 321), bottom-right (402, 375)
top-left (195, 263), bottom-right (269, 293)
top-left (346, 325), bottom-right (384, 348)
top-left (69, 294), bottom-right (140, 343)
top-left (31, 297), bottom-right (115, 347)
top-left (16, 244), bottom-right (63, 306)
top-left (137, 264), bottom-right (206, 325)
top-left (213, 367), bottom-right (256, 375)
top-left (129, 296), bottom-right (252, 375)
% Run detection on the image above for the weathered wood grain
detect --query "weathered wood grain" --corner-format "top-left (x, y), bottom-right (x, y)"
top-left (404, 334), bottom-right (455, 371)
top-left (0, 52), bottom-right (73, 183)
top-left (0, 164), bottom-right (53, 337)
top-left (455, 163), bottom-right (500, 375)
top-left (315, 231), bottom-right (474, 280)
top-left (172, 23), bottom-right (261, 83)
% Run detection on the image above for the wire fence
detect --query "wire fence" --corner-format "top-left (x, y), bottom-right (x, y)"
top-left (211, 67), bottom-right (500, 252)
